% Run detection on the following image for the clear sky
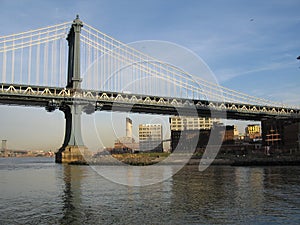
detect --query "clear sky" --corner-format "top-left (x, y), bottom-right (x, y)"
top-left (0, 0), bottom-right (299, 151)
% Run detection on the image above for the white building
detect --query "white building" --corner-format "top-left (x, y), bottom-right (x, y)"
top-left (170, 116), bottom-right (219, 131)
top-left (139, 124), bottom-right (163, 152)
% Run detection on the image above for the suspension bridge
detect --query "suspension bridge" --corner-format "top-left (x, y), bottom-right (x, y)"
top-left (1, 15), bottom-right (299, 163)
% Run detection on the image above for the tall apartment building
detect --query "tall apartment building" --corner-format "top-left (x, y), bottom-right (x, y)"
top-left (139, 124), bottom-right (163, 152)
top-left (170, 116), bottom-right (219, 131)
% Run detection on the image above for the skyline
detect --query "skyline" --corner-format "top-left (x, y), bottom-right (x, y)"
top-left (0, 0), bottom-right (299, 151)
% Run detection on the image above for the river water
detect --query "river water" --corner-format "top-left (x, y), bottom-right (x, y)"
top-left (0, 157), bottom-right (300, 224)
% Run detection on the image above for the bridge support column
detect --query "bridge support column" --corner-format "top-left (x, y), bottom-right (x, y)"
top-left (55, 104), bottom-right (91, 164)
top-left (55, 15), bottom-right (91, 163)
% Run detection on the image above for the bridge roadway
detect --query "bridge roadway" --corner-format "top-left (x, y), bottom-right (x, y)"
top-left (0, 83), bottom-right (299, 121)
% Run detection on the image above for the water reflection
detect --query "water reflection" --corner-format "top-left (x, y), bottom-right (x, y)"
top-left (171, 166), bottom-right (236, 223)
top-left (91, 164), bottom-right (181, 186)
top-left (1, 158), bottom-right (297, 224)
top-left (263, 166), bottom-right (300, 216)
top-left (55, 163), bottom-right (300, 224)
top-left (170, 166), bottom-right (271, 224)
top-left (60, 165), bottom-right (85, 224)
top-left (57, 164), bottom-right (176, 224)
top-left (234, 167), bottom-right (265, 219)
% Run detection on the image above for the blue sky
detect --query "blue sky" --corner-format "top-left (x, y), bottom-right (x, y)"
top-left (0, 0), bottom-right (299, 151)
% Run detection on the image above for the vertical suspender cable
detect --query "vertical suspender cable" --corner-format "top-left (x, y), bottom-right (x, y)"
top-left (59, 37), bottom-right (62, 87)
top-left (114, 44), bottom-right (117, 91)
top-left (11, 38), bottom-right (15, 83)
top-left (53, 27), bottom-right (57, 87)
top-left (83, 30), bottom-right (86, 89)
top-left (28, 35), bottom-right (32, 85)
top-left (102, 36), bottom-right (105, 90)
top-left (95, 33), bottom-right (98, 90)
top-left (20, 37), bottom-right (23, 84)
top-left (118, 45), bottom-right (120, 92)
top-left (51, 35), bottom-right (55, 86)
top-left (108, 46), bottom-right (111, 91)
top-left (36, 32), bottom-right (41, 85)
top-left (44, 31), bottom-right (49, 86)
top-left (62, 36), bottom-right (66, 87)
top-left (2, 39), bottom-right (6, 83)
top-left (112, 43), bottom-right (115, 91)
top-left (60, 36), bottom-right (65, 87)
top-left (93, 33), bottom-right (97, 90)
top-left (88, 30), bottom-right (91, 89)
top-left (101, 33), bottom-right (103, 90)
top-left (51, 29), bottom-right (56, 86)
top-left (110, 40), bottom-right (112, 91)
top-left (138, 55), bottom-right (140, 94)
top-left (84, 31), bottom-right (88, 88)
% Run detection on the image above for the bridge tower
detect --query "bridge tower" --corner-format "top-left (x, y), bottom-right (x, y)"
top-left (55, 15), bottom-right (90, 163)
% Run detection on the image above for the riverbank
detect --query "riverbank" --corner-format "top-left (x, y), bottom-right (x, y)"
top-left (69, 152), bottom-right (300, 167)
top-left (189, 154), bottom-right (300, 166)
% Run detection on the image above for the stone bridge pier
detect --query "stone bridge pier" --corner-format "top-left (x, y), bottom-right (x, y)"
top-left (55, 104), bottom-right (91, 163)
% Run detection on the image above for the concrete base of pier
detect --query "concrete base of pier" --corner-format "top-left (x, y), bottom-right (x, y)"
top-left (55, 146), bottom-right (92, 164)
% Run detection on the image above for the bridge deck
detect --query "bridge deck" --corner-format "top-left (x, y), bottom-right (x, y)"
top-left (0, 83), bottom-right (299, 121)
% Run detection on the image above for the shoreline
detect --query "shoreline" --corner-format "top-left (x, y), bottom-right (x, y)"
top-left (68, 154), bottom-right (300, 167)
top-left (188, 155), bottom-right (300, 166)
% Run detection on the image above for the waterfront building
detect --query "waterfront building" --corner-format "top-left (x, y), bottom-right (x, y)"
top-left (170, 121), bottom-right (237, 152)
top-left (284, 122), bottom-right (300, 152)
top-left (245, 124), bottom-right (261, 140)
top-left (170, 129), bottom-right (210, 153)
top-left (223, 125), bottom-right (235, 144)
top-left (110, 117), bottom-right (138, 154)
top-left (170, 116), bottom-right (219, 131)
top-left (169, 116), bottom-right (221, 152)
top-left (139, 124), bottom-right (163, 152)
top-left (113, 137), bottom-right (138, 153)
top-left (233, 125), bottom-right (240, 140)
top-left (262, 119), bottom-right (300, 152)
